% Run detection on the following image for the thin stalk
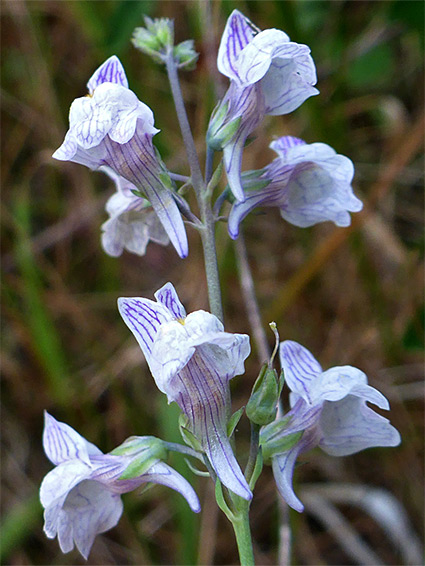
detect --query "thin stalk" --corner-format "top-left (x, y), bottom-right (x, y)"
top-left (230, 507), bottom-right (255, 566)
top-left (165, 48), bottom-right (223, 321)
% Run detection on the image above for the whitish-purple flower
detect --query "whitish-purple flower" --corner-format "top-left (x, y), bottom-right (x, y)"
top-left (228, 135), bottom-right (363, 239)
top-left (101, 167), bottom-right (169, 257)
top-left (118, 282), bottom-right (252, 500)
top-left (40, 412), bottom-right (200, 559)
top-left (207, 10), bottom-right (318, 201)
top-left (53, 55), bottom-right (188, 258)
top-left (260, 341), bottom-right (401, 512)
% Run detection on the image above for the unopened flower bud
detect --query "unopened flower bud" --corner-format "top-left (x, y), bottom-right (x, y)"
top-left (246, 362), bottom-right (280, 426)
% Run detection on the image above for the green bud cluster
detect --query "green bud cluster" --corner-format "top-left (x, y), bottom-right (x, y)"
top-left (133, 17), bottom-right (198, 70)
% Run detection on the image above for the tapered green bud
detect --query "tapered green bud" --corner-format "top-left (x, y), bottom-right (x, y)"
top-left (246, 362), bottom-right (280, 426)
top-left (110, 436), bottom-right (167, 480)
top-left (173, 40), bottom-right (199, 70)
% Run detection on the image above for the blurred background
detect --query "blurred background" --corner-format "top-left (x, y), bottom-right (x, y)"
top-left (1, 1), bottom-right (424, 564)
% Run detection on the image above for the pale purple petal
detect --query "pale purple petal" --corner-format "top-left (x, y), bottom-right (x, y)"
top-left (172, 352), bottom-right (252, 500)
top-left (52, 131), bottom-right (78, 161)
top-left (271, 442), bottom-right (306, 512)
top-left (319, 396), bottom-right (401, 456)
top-left (280, 162), bottom-right (355, 228)
top-left (117, 296), bottom-right (173, 370)
top-left (311, 366), bottom-right (390, 409)
top-left (236, 30), bottom-right (300, 86)
top-left (43, 412), bottom-right (102, 466)
top-left (58, 480), bottom-right (123, 559)
top-left (154, 282), bottom-right (187, 320)
top-left (102, 134), bottom-right (188, 258)
top-left (217, 10), bottom-right (256, 82)
top-left (280, 341), bottom-right (323, 405)
top-left (140, 461), bottom-right (201, 512)
top-left (101, 189), bottom-right (169, 258)
top-left (262, 57), bottom-right (319, 115)
top-left (270, 135), bottom-right (306, 155)
top-left (228, 185), bottom-right (282, 239)
top-left (222, 83), bottom-right (265, 201)
top-left (40, 460), bottom-right (92, 509)
top-left (87, 55), bottom-right (129, 94)
top-left (70, 93), bottom-right (113, 150)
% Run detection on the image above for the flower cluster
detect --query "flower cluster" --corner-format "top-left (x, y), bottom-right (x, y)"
top-left (43, 8), bottom-right (401, 562)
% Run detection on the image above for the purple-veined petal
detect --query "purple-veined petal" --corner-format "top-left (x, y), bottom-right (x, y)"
top-left (262, 57), bottom-right (319, 115)
top-left (52, 131), bottom-right (78, 161)
top-left (280, 341), bottom-right (323, 405)
top-left (236, 30), bottom-right (298, 86)
top-left (87, 55), bottom-right (129, 94)
top-left (70, 94), bottom-right (113, 150)
top-left (310, 366), bottom-right (390, 409)
top-left (102, 131), bottom-right (188, 258)
top-left (173, 351), bottom-right (252, 500)
top-left (271, 442), bottom-right (305, 512)
top-left (319, 395), bottom-right (401, 456)
top-left (40, 459), bottom-right (92, 509)
top-left (154, 282), bottom-right (187, 320)
top-left (217, 10), bottom-right (257, 82)
top-left (43, 412), bottom-right (102, 466)
top-left (118, 296), bottom-right (173, 370)
top-left (57, 480), bottom-right (123, 559)
top-left (219, 82), bottom-right (265, 201)
top-left (227, 185), bottom-right (282, 239)
top-left (140, 461), bottom-right (201, 512)
top-left (270, 135), bottom-right (306, 155)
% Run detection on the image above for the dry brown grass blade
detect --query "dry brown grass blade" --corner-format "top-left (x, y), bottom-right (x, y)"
top-left (265, 111), bottom-right (425, 322)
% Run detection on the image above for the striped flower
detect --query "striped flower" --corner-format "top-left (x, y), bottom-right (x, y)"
top-left (260, 341), bottom-right (401, 512)
top-left (228, 135), bottom-right (363, 239)
top-left (53, 55), bottom-right (188, 258)
top-left (207, 10), bottom-right (318, 201)
top-left (118, 282), bottom-right (252, 500)
top-left (40, 412), bottom-right (200, 559)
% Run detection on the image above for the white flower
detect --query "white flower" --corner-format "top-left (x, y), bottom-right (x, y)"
top-left (53, 55), bottom-right (188, 258)
top-left (40, 412), bottom-right (200, 558)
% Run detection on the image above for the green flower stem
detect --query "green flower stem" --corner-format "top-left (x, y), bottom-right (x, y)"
top-left (230, 503), bottom-right (255, 566)
top-left (165, 48), bottom-right (223, 321)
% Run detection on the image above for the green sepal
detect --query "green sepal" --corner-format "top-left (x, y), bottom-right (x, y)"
top-left (158, 171), bottom-right (175, 191)
top-left (184, 458), bottom-right (210, 477)
top-left (206, 161), bottom-right (223, 195)
top-left (130, 188), bottom-right (146, 199)
top-left (207, 115), bottom-right (242, 151)
top-left (111, 436), bottom-right (167, 480)
top-left (246, 363), bottom-right (279, 426)
top-left (248, 450), bottom-right (263, 490)
top-left (179, 414), bottom-right (203, 452)
top-left (260, 430), bottom-right (303, 464)
top-left (215, 479), bottom-right (236, 521)
top-left (227, 406), bottom-right (245, 438)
